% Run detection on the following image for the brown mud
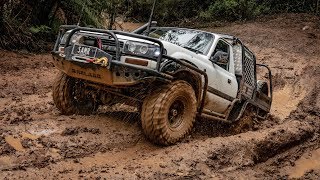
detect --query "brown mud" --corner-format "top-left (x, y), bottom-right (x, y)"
top-left (0, 13), bottom-right (320, 179)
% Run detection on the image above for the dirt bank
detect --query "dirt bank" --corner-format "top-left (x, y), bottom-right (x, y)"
top-left (0, 13), bottom-right (320, 179)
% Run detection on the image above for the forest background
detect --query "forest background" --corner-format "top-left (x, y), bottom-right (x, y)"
top-left (0, 0), bottom-right (319, 51)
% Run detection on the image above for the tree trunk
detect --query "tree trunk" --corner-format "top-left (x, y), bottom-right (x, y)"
top-left (0, 0), bottom-right (6, 33)
top-left (316, 0), bottom-right (319, 14)
top-left (30, 0), bottom-right (58, 25)
top-left (49, 0), bottom-right (61, 26)
top-left (108, 7), bottom-right (116, 30)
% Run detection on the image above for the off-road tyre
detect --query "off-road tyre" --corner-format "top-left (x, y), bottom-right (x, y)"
top-left (229, 109), bottom-right (255, 134)
top-left (257, 80), bottom-right (269, 96)
top-left (53, 72), bottom-right (97, 115)
top-left (141, 80), bottom-right (197, 146)
top-left (256, 80), bottom-right (269, 118)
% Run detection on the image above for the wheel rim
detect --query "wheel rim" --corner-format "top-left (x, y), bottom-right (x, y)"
top-left (168, 99), bottom-right (185, 129)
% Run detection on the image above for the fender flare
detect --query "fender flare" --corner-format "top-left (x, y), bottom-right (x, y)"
top-left (161, 58), bottom-right (203, 107)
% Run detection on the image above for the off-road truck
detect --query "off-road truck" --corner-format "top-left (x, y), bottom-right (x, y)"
top-left (51, 23), bottom-right (273, 145)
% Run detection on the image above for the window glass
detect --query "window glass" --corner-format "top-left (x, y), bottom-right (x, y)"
top-left (150, 28), bottom-right (215, 55)
top-left (211, 40), bottom-right (230, 70)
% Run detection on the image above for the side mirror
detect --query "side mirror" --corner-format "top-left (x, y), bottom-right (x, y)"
top-left (210, 51), bottom-right (229, 65)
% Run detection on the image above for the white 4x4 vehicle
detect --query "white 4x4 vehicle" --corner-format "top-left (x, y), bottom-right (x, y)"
top-left (52, 23), bottom-right (273, 145)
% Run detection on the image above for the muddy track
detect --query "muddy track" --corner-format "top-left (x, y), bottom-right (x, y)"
top-left (0, 14), bottom-right (320, 179)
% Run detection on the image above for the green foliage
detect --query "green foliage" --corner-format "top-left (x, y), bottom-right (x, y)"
top-left (60, 0), bottom-right (103, 27)
top-left (29, 25), bottom-right (51, 34)
top-left (128, 0), bottom-right (212, 23)
top-left (0, 0), bottom-right (319, 51)
top-left (262, 0), bottom-right (319, 14)
top-left (201, 0), bottom-right (266, 21)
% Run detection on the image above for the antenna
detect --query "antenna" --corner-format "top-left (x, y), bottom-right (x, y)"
top-left (146, 0), bottom-right (156, 35)
top-left (77, 2), bottom-right (86, 26)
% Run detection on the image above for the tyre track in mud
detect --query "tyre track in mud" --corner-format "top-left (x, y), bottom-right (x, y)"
top-left (0, 14), bottom-right (320, 179)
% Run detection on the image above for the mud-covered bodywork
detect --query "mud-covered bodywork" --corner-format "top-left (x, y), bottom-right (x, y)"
top-left (52, 25), bottom-right (273, 144)
top-left (52, 26), bottom-right (210, 113)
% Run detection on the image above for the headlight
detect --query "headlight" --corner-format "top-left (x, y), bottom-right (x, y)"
top-left (124, 40), bottom-right (161, 58)
top-left (60, 33), bottom-right (69, 45)
top-left (70, 34), bottom-right (82, 44)
top-left (127, 41), bottom-right (137, 52)
top-left (139, 44), bottom-right (148, 54)
top-left (60, 32), bottom-right (82, 45)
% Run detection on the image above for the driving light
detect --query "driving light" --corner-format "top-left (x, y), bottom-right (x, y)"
top-left (154, 49), bottom-right (160, 57)
top-left (127, 41), bottom-right (137, 52)
top-left (58, 46), bottom-right (65, 53)
top-left (124, 40), bottom-right (161, 59)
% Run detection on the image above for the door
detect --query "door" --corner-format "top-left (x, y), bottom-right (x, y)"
top-left (204, 39), bottom-right (238, 113)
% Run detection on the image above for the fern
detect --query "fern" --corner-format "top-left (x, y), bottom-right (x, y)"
top-left (61, 0), bottom-right (104, 27)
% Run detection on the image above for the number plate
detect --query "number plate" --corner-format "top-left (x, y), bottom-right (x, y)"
top-left (72, 44), bottom-right (97, 57)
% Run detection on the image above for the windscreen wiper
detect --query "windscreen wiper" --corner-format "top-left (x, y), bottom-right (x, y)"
top-left (182, 46), bottom-right (202, 54)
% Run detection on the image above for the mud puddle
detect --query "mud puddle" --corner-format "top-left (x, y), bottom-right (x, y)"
top-left (272, 86), bottom-right (306, 120)
top-left (288, 148), bottom-right (320, 178)
top-left (4, 136), bottom-right (25, 152)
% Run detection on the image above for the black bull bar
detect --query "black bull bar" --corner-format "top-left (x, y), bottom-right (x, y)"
top-left (52, 25), bottom-right (209, 114)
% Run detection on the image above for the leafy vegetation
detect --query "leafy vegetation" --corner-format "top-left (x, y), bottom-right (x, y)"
top-left (0, 0), bottom-right (319, 51)
top-left (200, 0), bottom-right (266, 21)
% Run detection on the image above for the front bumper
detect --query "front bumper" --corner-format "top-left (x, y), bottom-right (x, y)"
top-left (52, 52), bottom-right (173, 86)
top-left (52, 25), bottom-right (176, 86)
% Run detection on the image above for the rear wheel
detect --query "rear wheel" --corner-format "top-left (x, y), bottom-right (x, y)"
top-left (257, 80), bottom-right (269, 118)
top-left (141, 81), bottom-right (197, 145)
top-left (52, 72), bottom-right (97, 115)
top-left (230, 109), bottom-right (255, 134)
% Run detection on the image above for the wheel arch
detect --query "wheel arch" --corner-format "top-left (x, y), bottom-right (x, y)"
top-left (172, 69), bottom-right (202, 105)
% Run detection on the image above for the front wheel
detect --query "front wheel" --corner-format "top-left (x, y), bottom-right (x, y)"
top-left (141, 80), bottom-right (197, 146)
top-left (52, 72), bottom-right (98, 115)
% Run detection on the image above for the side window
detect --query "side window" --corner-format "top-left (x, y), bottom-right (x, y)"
top-left (210, 40), bottom-right (230, 70)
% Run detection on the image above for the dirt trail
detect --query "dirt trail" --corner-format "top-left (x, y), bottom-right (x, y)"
top-left (0, 14), bottom-right (320, 179)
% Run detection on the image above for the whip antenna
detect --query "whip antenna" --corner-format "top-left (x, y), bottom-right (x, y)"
top-left (146, 0), bottom-right (156, 35)
top-left (77, 2), bottom-right (86, 26)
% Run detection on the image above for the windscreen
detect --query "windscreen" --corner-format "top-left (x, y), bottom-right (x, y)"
top-left (150, 28), bottom-right (214, 55)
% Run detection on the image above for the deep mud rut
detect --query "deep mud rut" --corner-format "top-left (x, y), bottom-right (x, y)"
top-left (0, 14), bottom-right (320, 179)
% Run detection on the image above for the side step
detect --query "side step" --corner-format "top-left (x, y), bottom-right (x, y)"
top-left (202, 109), bottom-right (226, 118)
top-left (199, 113), bottom-right (231, 124)
top-left (199, 109), bottom-right (231, 124)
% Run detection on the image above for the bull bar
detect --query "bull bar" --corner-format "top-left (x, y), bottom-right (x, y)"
top-left (52, 25), bottom-right (209, 114)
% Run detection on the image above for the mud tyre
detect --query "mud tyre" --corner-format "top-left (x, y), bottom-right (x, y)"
top-left (52, 72), bottom-right (97, 115)
top-left (230, 109), bottom-right (255, 134)
top-left (141, 80), bottom-right (197, 146)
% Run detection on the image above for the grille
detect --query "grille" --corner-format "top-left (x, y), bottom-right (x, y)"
top-left (243, 59), bottom-right (254, 86)
top-left (243, 51), bottom-right (255, 86)
top-left (101, 39), bottom-right (124, 60)
top-left (106, 51), bottom-right (117, 59)
top-left (101, 39), bottom-right (124, 48)
top-left (242, 51), bottom-right (256, 98)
